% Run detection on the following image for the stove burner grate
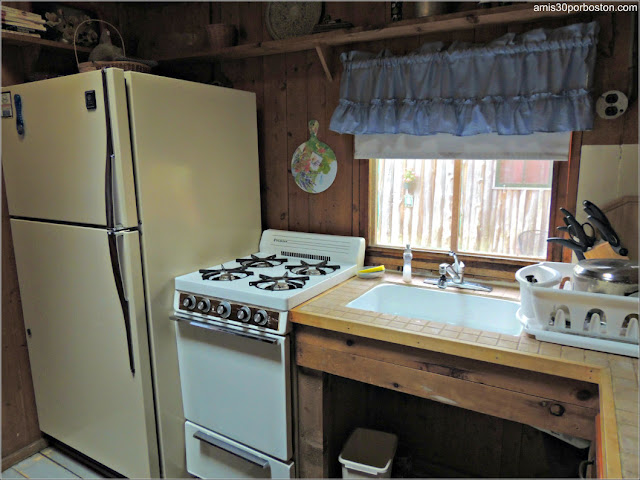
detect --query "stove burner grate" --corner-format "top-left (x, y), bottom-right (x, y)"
top-left (285, 260), bottom-right (340, 276)
top-left (200, 265), bottom-right (253, 281)
top-left (236, 254), bottom-right (289, 269)
top-left (249, 272), bottom-right (309, 291)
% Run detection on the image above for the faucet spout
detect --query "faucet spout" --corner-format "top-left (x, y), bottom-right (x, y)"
top-left (425, 251), bottom-right (489, 291)
top-left (449, 251), bottom-right (460, 270)
top-left (447, 251), bottom-right (465, 283)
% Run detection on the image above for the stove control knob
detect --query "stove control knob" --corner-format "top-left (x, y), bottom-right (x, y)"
top-left (216, 301), bottom-right (231, 318)
top-left (197, 298), bottom-right (211, 313)
top-left (253, 309), bottom-right (269, 326)
top-left (182, 295), bottom-right (197, 310)
top-left (237, 306), bottom-right (252, 322)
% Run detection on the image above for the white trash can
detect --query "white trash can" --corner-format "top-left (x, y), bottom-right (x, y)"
top-left (339, 428), bottom-right (398, 478)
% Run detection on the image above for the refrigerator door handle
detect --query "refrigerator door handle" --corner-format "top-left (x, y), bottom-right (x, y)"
top-left (107, 153), bottom-right (119, 229)
top-left (108, 231), bottom-right (135, 375)
top-left (104, 151), bottom-right (115, 229)
top-left (108, 153), bottom-right (126, 230)
top-left (116, 234), bottom-right (129, 302)
top-left (102, 71), bottom-right (121, 230)
top-left (192, 430), bottom-right (270, 470)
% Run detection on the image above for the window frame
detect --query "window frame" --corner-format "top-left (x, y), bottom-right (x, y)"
top-left (361, 133), bottom-right (582, 282)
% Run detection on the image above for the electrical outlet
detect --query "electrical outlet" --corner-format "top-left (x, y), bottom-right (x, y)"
top-left (595, 90), bottom-right (628, 119)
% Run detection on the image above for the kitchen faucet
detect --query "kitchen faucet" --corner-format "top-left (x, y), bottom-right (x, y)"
top-left (438, 251), bottom-right (464, 287)
top-left (425, 251), bottom-right (492, 292)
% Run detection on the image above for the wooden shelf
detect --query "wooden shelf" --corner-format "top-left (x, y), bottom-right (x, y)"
top-left (156, 3), bottom-right (579, 81)
top-left (2, 31), bottom-right (92, 53)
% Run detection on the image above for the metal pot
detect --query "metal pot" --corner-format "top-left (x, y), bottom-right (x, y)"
top-left (572, 259), bottom-right (638, 296)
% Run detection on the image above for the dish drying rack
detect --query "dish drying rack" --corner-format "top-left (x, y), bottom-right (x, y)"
top-left (516, 262), bottom-right (639, 358)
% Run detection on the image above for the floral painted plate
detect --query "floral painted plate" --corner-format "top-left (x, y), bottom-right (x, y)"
top-left (291, 120), bottom-right (337, 194)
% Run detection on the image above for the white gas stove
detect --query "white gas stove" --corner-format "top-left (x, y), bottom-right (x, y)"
top-left (174, 230), bottom-right (365, 335)
top-left (174, 230), bottom-right (365, 478)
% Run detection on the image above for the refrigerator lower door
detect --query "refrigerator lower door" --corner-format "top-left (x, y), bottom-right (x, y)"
top-left (185, 421), bottom-right (294, 479)
top-left (10, 219), bottom-right (159, 478)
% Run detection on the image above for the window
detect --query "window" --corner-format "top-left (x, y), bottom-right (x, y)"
top-left (372, 159), bottom-right (553, 260)
top-left (494, 160), bottom-right (553, 189)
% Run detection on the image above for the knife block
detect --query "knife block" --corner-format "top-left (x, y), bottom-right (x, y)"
top-left (584, 242), bottom-right (629, 260)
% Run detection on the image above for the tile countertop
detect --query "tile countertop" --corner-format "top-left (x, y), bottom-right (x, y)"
top-left (290, 272), bottom-right (639, 479)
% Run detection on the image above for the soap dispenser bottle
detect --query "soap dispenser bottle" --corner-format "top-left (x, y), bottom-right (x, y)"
top-left (403, 244), bottom-right (412, 283)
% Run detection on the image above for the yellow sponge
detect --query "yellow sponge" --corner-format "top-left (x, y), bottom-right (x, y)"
top-left (357, 265), bottom-right (385, 278)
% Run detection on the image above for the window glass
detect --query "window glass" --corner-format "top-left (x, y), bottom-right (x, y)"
top-left (373, 159), bottom-right (553, 259)
top-left (375, 159), bottom-right (454, 251)
top-left (494, 159), bottom-right (553, 189)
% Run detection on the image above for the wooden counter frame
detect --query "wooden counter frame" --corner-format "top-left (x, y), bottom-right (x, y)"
top-left (293, 324), bottom-right (620, 478)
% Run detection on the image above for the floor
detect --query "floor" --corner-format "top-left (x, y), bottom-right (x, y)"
top-left (2, 447), bottom-right (104, 479)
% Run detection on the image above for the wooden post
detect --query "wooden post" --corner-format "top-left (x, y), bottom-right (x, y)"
top-left (296, 367), bottom-right (330, 478)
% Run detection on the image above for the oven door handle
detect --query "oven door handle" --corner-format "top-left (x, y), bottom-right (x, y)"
top-left (171, 314), bottom-right (278, 345)
top-left (193, 430), bottom-right (270, 469)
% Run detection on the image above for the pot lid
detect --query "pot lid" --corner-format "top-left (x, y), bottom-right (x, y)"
top-left (573, 259), bottom-right (639, 284)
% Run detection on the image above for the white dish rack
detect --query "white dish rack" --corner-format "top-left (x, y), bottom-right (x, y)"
top-left (516, 262), bottom-right (639, 358)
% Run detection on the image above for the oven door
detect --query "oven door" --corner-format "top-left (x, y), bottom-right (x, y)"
top-left (185, 421), bottom-right (294, 479)
top-left (175, 314), bottom-right (292, 461)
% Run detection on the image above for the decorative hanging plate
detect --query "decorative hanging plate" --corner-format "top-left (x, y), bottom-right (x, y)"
top-left (291, 120), bottom-right (337, 194)
top-left (265, 2), bottom-right (323, 40)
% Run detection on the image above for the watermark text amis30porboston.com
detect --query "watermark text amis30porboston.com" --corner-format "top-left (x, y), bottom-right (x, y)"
top-left (534, 2), bottom-right (638, 13)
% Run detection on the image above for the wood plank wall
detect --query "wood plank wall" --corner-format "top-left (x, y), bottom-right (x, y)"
top-left (215, 2), bottom-right (392, 237)
top-left (327, 375), bottom-right (590, 478)
top-left (1, 0), bottom-right (637, 463)
top-left (208, 4), bottom-right (637, 240)
top-left (1, 1), bottom-right (42, 463)
top-left (1, 178), bottom-right (42, 463)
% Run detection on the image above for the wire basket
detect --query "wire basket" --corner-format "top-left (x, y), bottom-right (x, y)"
top-left (74, 19), bottom-right (151, 74)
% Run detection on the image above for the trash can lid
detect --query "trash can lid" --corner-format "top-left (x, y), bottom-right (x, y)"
top-left (339, 428), bottom-right (398, 471)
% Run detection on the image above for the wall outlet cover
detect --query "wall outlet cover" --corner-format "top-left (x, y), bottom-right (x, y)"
top-left (596, 90), bottom-right (628, 119)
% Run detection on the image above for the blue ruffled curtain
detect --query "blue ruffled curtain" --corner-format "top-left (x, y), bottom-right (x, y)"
top-left (329, 22), bottom-right (599, 136)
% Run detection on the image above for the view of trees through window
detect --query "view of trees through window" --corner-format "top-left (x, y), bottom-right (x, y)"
top-left (373, 159), bottom-right (553, 259)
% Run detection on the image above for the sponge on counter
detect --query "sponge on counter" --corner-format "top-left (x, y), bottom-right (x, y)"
top-left (357, 265), bottom-right (385, 278)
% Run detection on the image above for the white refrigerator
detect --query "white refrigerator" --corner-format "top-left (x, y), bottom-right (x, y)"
top-left (2, 69), bottom-right (262, 478)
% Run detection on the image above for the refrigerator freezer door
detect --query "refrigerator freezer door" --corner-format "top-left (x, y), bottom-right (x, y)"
top-left (10, 219), bottom-right (159, 478)
top-left (1, 70), bottom-right (138, 228)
